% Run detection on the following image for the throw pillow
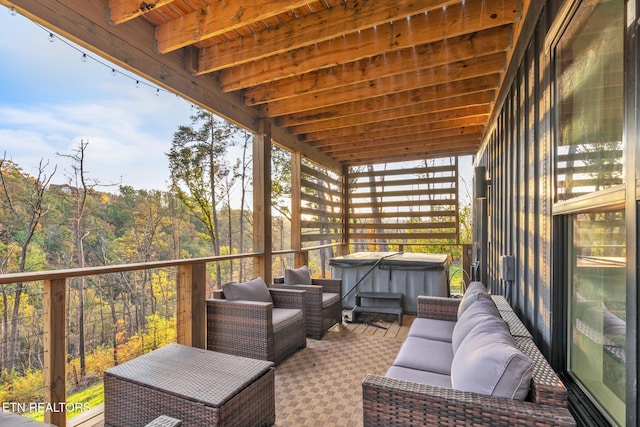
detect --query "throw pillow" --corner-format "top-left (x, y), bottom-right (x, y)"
top-left (284, 265), bottom-right (312, 285)
top-left (451, 317), bottom-right (533, 400)
top-left (452, 293), bottom-right (500, 353)
top-left (223, 277), bottom-right (272, 303)
top-left (457, 281), bottom-right (488, 318)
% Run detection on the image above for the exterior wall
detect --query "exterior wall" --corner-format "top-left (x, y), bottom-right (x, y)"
top-left (476, 1), bottom-right (639, 425)
top-left (475, 3), bottom-right (556, 354)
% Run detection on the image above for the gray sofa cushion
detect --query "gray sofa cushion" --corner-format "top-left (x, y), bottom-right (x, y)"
top-left (284, 265), bottom-right (312, 285)
top-left (451, 316), bottom-right (533, 400)
top-left (223, 277), bottom-right (272, 303)
top-left (386, 365), bottom-right (452, 389)
top-left (392, 336), bottom-right (453, 376)
top-left (457, 281), bottom-right (488, 318)
top-left (407, 317), bottom-right (456, 343)
top-left (451, 293), bottom-right (500, 353)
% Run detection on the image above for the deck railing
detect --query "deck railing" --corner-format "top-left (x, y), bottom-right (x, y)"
top-left (0, 252), bottom-right (261, 427)
top-left (0, 242), bottom-right (470, 426)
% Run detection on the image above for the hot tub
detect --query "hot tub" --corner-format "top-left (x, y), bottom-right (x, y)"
top-left (330, 252), bottom-right (451, 314)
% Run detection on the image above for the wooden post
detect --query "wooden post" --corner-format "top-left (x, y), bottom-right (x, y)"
top-left (176, 263), bottom-right (206, 348)
top-left (340, 164), bottom-right (350, 256)
top-left (253, 120), bottom-right (273, 283)
top-left (462, 244), bottom-right (473, 290)
top-left (291, 152), bottom-right (303, 266)
top-left (44, 278), bottom-right (66, 427)
top-left (294, 250), bottom-right (308, 268)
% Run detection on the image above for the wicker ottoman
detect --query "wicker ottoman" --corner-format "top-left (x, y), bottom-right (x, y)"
top-left (104, 343), bottom-right (275, 426)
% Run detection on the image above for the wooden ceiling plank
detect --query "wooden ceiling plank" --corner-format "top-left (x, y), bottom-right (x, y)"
top-left (327, 138), bottom-right (483, 159)
top-left (342, 144), bottom-right (479, 166)
top-left (290, 104), bottom-right (492, 135)
top-left (245, 25), bottom-right (512, 106)
top-left (108, 0), bottom-right (176, 25)
top-left (276, 76), bottom-right (499, 126)
top-left (320, 127), bottom-right (485, 154)
top-left (281, 90), bottom-right (495, 133)
top-left (156, 0), bottom-right (316, 53)
top-left (329, 135), bottom-right (482, 157)
top-left (305, 116), bottom-right (489, 144)
top-left (199, 0), bottom-right (458, 74)
top-left (260, 52), bottom-right (505, 117)
top-left (218, 0), bottom-right (521, 90)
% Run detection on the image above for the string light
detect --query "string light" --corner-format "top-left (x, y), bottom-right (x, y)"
top-left (3, 4), bottom-right (188, 103)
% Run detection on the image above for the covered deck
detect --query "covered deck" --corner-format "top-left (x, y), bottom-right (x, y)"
top-left (2, 0), bottom-right (635, 426)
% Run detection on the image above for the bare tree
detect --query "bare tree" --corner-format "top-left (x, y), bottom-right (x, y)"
top-left (58, 140), bottom-right (93, 377)
top-left (0, 155), bottom-right (55, 372)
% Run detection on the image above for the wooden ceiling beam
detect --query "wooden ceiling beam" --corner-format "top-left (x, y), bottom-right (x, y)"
top-left (155, 0), bottom-right (315, 53)
top-left (329, 135), bottom-right (482, 159)
top-left (107, 0), bottom-right (175, 25)
top-left (305, 116), bottom-right (489, 144)
top-left (281, 90), bottom-right (495, 134)
top-left (259, 53), bottom-right (505, 118)
top-left (319, 127), bottom-right (485, 154)
top-left (199, 0), bottom-right (458, 74)
top-left (218, 0), bottom-right (521, 90)
top-left (275, 76), bottom-right (499, 125)
top-left (245, 25), bottom-right (512, 106)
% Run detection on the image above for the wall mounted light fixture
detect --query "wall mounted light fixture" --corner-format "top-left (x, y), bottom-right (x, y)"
top-left (474, 166), bottom-right (491, 200)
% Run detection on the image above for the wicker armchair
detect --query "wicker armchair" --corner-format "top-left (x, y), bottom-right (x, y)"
top-left (272, 276), bottom-right (342, 339)
top-left (206, 288), bottom-right (306, 364)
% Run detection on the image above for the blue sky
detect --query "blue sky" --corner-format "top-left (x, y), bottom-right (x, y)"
top-left (0, 6), bottom-right (194, 191)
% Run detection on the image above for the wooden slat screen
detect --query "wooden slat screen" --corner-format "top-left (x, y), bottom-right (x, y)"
top-left (348, 158), bottom-right (459, 245)
top-left (300, 160), bottom-right (344, 246)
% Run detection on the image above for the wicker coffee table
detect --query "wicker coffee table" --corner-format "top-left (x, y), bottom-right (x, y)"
top-left (104, 343), bottom-right (275, 426)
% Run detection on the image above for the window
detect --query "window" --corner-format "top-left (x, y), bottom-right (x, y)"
top-left (552, 1), bottom-right (627, 425)
top-left (554, 0), bottom-right (624, 202)
top-left (567, 209), bottom-right (626, 426)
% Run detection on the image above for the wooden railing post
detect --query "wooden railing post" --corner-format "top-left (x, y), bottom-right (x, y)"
top-left (176, 263), bottom-right (206, 349)
top-left (294, 250), bottom-right (308, 268)
top-left (253, 120), bottom-right (272, 283)
top-left (462, 244), bottom-right (473, 289)
top-left (44, 278), bottom-right (66, 427)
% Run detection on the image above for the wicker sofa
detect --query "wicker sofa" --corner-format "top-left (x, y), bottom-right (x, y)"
top-left (362, 283), bottom-right (576, 426)
top-left (206, 278), bottom-right (306, 364)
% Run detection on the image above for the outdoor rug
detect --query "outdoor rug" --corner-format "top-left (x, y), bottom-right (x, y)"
top-left (273, 325), bottom-right (403, 426)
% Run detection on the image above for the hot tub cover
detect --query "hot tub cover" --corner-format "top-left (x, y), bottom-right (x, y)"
top-left (329, 252), bottom-right (450, 269)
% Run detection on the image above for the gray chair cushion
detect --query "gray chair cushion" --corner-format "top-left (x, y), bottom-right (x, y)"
top-left (222, 277), bottom-right (272, 303)
top-left (452, 293), bottom-right (500, 353)
top-left (284, 265), bottom-right (312, 285)
top-left (272, 308), bottom-right (304, 333)
top-left (451, 316), bottom-right (533, 400)
top-left (407, 317), bottom-right (456, 343)
top-left (386, 365), bottom-right (452, 389)
top-left (457, 281), bottom-right (488, 318)
top-left (392, 336), bottom-right (453, 376)
top-left (322, 292), bottom-right (340, 308)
